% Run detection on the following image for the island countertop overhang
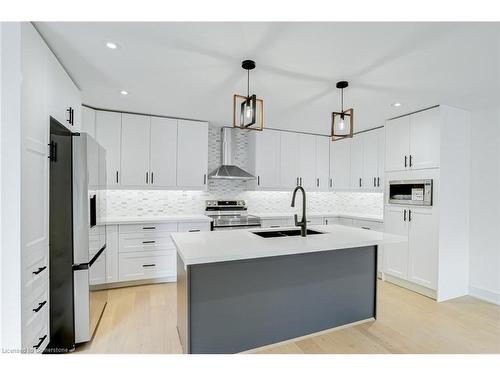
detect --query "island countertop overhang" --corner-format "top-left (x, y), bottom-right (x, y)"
top-left (171, 224), bottom-right (407, 266)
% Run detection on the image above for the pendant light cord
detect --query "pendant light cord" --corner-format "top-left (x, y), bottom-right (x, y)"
top-left (341, 88), bottom-right (344, 112)
top-left (247, 70), bottom-right (250, 98)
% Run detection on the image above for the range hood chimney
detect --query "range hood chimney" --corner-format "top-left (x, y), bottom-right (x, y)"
top-left (208, 127), bottom-right (256, 181)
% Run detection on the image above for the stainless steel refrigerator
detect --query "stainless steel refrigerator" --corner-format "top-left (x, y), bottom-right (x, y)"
top-left (48, 118), bottom-right (107, 352)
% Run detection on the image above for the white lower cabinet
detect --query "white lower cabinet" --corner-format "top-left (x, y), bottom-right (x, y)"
top-left (96, 221), bottom-right (209, 286)
top-left (407, 208), bottom-right (438, 289)
top-left (383, 205), bottom-right (438, 291)
top-left (119, 250), bottom-right (177, 282)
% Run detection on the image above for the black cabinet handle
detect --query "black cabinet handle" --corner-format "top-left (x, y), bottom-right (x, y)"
top-left (142, 240), bottom-right (156, 244)
top-left (316, 178), bottom-right (319, 187)
top-left (188, 229), bottom-right (200, 232)
top-left (203, 174), bottom-right (207, 185)
top-left (146, 172), bottom-right (148, 184)
top-left (403, 209), bottom-right (407, 222)
top-left (116, 171), bottom-right (119, 183)
top-left (296, 177), bottom-right (299, 186)
top-left (409, 155), bottom-right (413, 167)
top-left (257, 176), bottom-right (260, 186)
top-left (142, 264), bottom-right (156, 268)
top-left (329, 178), bottom-right (333, 188)
top-left (299, 177), bottom-right (302, 186)
top-left (404, 155), bottom-right (408, 168)
top-left (408, 209), bottom-right (412, 222)
top-left (377, 177), bottom-right (380, 187)
top-left (33, 300), bottom-right (47, 313)
top-left (33, 266), bottom-right (47, 275)
top-left (270, 225), bottom-right (280, 228)
top-left (151, 172), bottom-right (154, 184)
top-left (142, 226), bottom-right (156, 230)
top-left (359, 178), bottom-right (362, 187)
top-left (33, 335), bottom-right (47, 350)
top-left (67, 107), bottom-right (73, 124)
top-left (374, 177), bottom-right (376, 187)
top-left (361, 227), bottom-right (371, 230)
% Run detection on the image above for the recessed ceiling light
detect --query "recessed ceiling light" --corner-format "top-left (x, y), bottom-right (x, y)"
top-left (106, 42), bottom-right (118, 49)
top-left (120, 90), bottom-right (128, 96)
top-left (391, 102), bottom-right (402, 107)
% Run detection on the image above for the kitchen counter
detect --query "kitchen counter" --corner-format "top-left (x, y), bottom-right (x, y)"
top-left (175, 224), bottom-right (405, 354)
top-left (172, 224), bottom-right (404, 266)
top-left (253, 212), bottom-right (384, 222)
top-left (101, 214), bottom-right (212, 225)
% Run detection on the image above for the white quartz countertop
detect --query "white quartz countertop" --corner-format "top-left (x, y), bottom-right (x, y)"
top-left (101, 215), bottom-right (212, 225)
top-left (253, 212), bottom-right (384, 222)
top-left (172, 224), bottom-right (405, 266)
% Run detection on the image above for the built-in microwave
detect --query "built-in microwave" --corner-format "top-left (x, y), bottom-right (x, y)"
top-left (388, 179), bottom-right (433, 206)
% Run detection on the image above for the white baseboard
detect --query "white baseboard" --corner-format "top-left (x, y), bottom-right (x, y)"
top-left (383, 274), bottom-right (437, 300)
top-left (469, 286), bottom-right (500, 305)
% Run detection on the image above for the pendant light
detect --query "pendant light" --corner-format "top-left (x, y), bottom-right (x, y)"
top-left (331, 81), bottom-right (354, 141)
top-left (233, 60), bottom-right (264, 131)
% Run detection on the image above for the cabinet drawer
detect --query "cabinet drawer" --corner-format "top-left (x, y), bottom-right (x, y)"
top-left (23, 257), bottom-right (48, 302)
top-left (177, 221), bottom-right (209, 232)
top-left (27, 318), bottom-right (49, 353)
top-left (23, 290), bottom-right (49, 354)
top-left (119, 232), bottom-right (175, 252)
top-left (118, 250), bottom-right (176, 282)
top-left (119, 222), bottom-right (178, 234)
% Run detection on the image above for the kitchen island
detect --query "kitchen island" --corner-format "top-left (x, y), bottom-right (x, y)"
top-left (172, 225), bottom-right (405, 354)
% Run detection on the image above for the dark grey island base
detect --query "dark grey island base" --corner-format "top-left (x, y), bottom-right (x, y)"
top-left (177, 245), bottom-right (377, 354)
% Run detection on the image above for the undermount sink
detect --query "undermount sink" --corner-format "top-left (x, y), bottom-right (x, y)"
top-left (252, 229), bottom-right (325, 238)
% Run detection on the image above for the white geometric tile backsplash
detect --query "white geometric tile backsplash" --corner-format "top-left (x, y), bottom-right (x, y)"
top-left (106, 125), bottom-right (383, 217)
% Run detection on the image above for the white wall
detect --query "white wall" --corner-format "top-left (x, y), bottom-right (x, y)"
top-left (468, 105), bottom-right (500, 304)
top-left (0, 22), bottom-right (23, 351)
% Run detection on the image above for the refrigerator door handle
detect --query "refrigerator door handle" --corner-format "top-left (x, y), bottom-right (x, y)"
top-left (72, 244), bottom-right (106, 270)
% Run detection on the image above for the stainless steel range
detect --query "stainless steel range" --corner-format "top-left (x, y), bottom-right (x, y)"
top-left (205, 200), bottom-right (261, 231)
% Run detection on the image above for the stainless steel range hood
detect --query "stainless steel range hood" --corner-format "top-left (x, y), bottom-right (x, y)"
top-left (208, 127), bottom-right (255, 180)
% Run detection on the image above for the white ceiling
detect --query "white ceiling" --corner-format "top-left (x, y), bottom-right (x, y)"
top-left (35, 22), bottom-right (499, 134)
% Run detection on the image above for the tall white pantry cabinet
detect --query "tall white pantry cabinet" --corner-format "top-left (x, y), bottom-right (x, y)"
top-left (383, 105), bottom-right (471, 302)
top-left (1, 23), bottom-right (82, 353)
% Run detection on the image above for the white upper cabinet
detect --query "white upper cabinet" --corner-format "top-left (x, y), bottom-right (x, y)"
top-left (377, 127), bottom-right (385, 190)
top-left (315, 136), bottom-right (330, 191)
top-left (46, 50), bottom-right (81, 131)
top-left (177, 120), bottom-right (208, 189)
top-left (253, 129), bottom-right (281, 189)
top-left (298, 134), bottom-right (317, 190)
top-left (150, 117), bottom-right (178, 187)
top-left (385, 107), bottom-right (440, 172)
top-left (280, 132), bottom-right (300, 189)
top-left (120, 114), bottom-right (151, 187)
top-left (409, 107), bottom-right (440, 169)
top-left (95, 111), bottom-right (122, 186)
top-left (81, 106), bottom-right (96, 138)
top-left (350, 135), bottom-right (364, 190)
top-left (329, 138), bottom-right (351, 191)
top-left (385, 115), bottom-right (410, 172)
top-left (362, 131), bottom-right (379, 190)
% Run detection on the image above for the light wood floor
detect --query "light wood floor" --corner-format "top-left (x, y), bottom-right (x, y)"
top-left (76, 280), bottom-right (500, 354)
